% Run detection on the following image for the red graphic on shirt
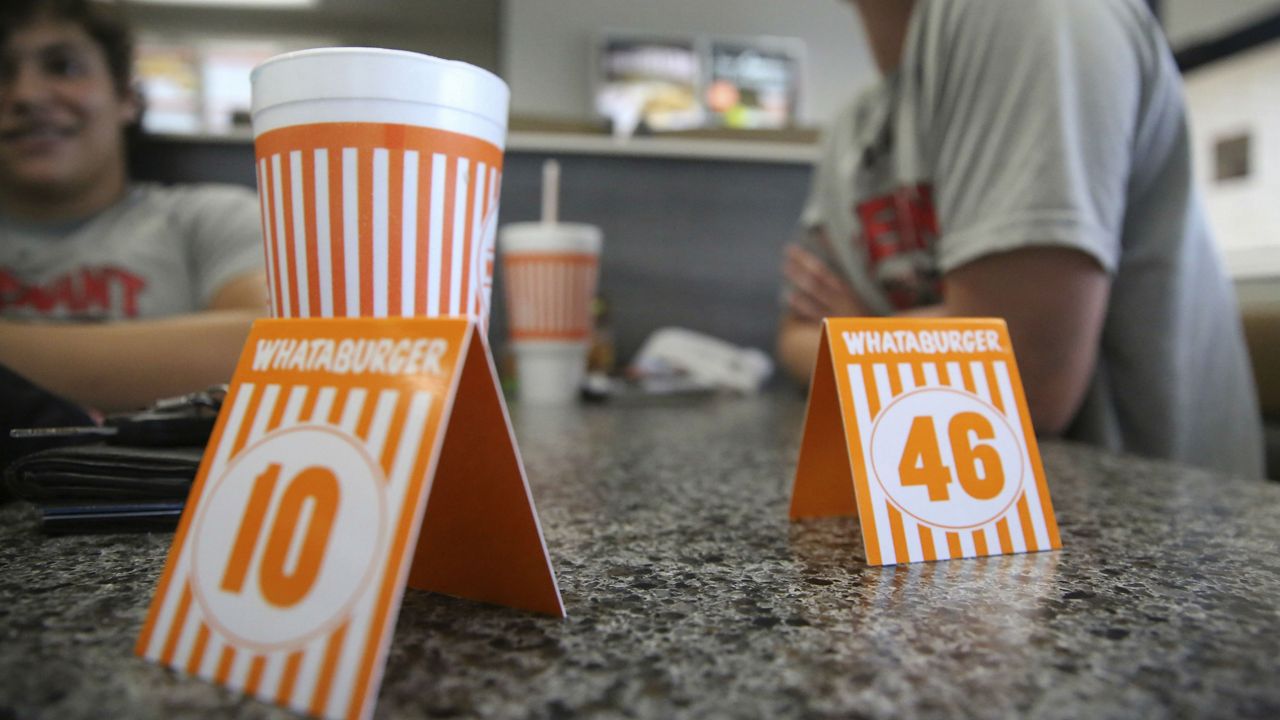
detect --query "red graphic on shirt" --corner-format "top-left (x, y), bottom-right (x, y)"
top-left (0, 267), bottom-right (147, 318)
top-left (855, 183), bottom-right (942, 310)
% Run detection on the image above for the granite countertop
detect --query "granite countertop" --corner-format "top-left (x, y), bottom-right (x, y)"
top-left (2, 393), bottom-right (1279, 719)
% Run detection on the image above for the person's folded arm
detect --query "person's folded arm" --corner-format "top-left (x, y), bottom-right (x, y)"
top-left (0, 271), bottom-right (269, 412)
top-left (777, 313), bottom-right (824, 384)
top-left (776, 237), bottom-right (1107, 435)
top-left (935, 246), bottom-right (1108, 436)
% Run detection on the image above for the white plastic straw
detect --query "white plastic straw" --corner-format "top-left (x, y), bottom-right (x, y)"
top-left (541, 159), bottom-right (560, 225)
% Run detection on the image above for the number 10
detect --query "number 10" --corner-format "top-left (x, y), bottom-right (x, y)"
top-left (219, 463), bottom-right (341, 607)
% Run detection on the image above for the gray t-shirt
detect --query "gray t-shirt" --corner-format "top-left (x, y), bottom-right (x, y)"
top-left (797, 0), bottom-right (1264, 477)
top-left (0, 183), bottom-right (264, 322)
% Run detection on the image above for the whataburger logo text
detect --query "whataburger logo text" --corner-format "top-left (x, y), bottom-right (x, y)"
top-left (251, 337), bottom-right (450, 377)
top-left (841, 328), bottom-right (1004, 356)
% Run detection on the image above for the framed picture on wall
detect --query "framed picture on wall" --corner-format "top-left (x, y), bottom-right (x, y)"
top-left (591, 30), bottom-right (806, 136)
top-left (593, 32), bottom-right (704, 137)
top-left (136, 36), bottom-right (332, 137)
top-left (1214, 131), bottom-right (1252, 182)
top-left (705, 36), bottom-right (805, 130)
top-left (135, 42), bottom-right (202, 134)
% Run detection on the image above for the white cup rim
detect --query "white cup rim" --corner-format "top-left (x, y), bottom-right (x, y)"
top-left (251, 47), bottom-right (508, 128)
top-left (499, 222), bottom-right (603, 255)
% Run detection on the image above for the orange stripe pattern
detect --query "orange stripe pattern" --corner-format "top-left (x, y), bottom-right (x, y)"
top-left (845, 358), bottom-right (1056, 564)
top-left (254, 123), bottom-right (503, 329)
top-left (502, 254), bottom-right (599, 341)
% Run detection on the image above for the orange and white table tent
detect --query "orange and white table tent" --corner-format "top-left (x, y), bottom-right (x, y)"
top-left (137, 317), bottom-right (562, 720)
top-left (791, 318), bottom-right (1061, 566)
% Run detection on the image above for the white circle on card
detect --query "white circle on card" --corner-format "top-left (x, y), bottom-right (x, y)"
top-left (869, 387), bottom-right (1025, 530)
top-left (190, 425), bottom-right (387, 651)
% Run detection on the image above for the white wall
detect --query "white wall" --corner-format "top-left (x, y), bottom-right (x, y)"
top-left (499, 0), bottom-right (876, 126)
top-left (128, 1), bottom-right (499, 71)
top-left (1164, 0), bottom-right (1280, 48)
top-left (1184, 40), bottom-right (1280, 279)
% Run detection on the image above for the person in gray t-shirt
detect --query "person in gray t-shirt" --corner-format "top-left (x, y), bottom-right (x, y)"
top-left (780, 0), bottom-right (1264, 478)
top-left (0, 0), bottom-right (267, 412)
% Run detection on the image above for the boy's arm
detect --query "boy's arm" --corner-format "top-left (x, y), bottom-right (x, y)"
top-left (0, 271), bottom-right (269, 413)
top-left (777, 242), bottom-right (873, 383)
top-left (937, 246), bottom-right (1108, 435)
top-left (776, 241), bottom-right (1107, 436)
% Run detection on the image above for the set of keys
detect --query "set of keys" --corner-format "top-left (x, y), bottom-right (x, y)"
top-left (9, 386), bottom-right (228, 448)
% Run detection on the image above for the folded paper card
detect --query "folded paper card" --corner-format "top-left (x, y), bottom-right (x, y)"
top-left (137, 317), bottom-right (562, 720)
top-left (791, 318), bottom-right (1061, 565)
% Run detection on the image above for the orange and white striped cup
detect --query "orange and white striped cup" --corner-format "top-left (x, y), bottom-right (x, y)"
top-left (499, 222), bottom-right (602, 404)
top-left (250, 48), bottom-right (507, 328)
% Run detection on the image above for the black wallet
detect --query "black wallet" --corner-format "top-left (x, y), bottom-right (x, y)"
top-left (4, 444), bottom-right (203, 534)
top-left (2, 380), bottom-right (222, 533)
top-left (5, 443), bottom-right (203, 502)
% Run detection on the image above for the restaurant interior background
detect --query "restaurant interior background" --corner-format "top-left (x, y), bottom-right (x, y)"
top-left (126, 0), bottom-right (1280, 418)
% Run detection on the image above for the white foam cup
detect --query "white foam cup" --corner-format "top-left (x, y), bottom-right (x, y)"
top-left (250, 48), bottom-right (509, 325)
top-left (511, 342), bottom-right (591, 404)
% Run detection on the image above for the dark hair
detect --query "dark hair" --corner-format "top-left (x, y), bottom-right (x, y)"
top-left (0, 0), bottom-right (135, 96)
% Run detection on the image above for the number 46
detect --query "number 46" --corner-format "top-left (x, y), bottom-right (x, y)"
top-left (899, 413), bottom-right (1004, 502)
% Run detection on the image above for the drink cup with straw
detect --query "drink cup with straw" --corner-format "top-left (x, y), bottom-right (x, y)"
top-left (499, 160), bottom-right (602, 404)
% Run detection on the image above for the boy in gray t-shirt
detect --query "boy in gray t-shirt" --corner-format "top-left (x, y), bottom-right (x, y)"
top-left (780, 0), bottom-right (1264, 477)
top-left (0, 0), bottom-right (267, 412)
top-left (1, 183), bottom-right (262, 323)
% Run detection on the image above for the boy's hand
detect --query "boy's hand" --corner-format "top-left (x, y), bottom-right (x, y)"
top-left (783, 243), bottom-right (869, 320)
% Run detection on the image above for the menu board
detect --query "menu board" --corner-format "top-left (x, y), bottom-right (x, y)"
top-left (200, 44), bottom-right (280, 134)
top-left (706, 38), bottom-right (803, 130)
top-left (135, 44), bottom-right (202, 134)
top-left (593, 31), bottom-right (805, 135)
top-left (594, 34), bottom-right (705, 136)
top-left (135, 37), bottom-right (319, 136)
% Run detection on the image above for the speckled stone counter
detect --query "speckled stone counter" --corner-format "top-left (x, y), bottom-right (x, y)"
top-left (2, 393), bottom-right (1279, 719)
